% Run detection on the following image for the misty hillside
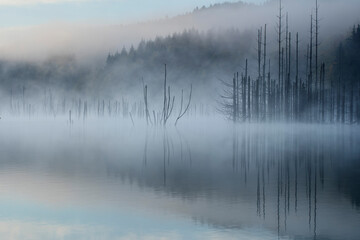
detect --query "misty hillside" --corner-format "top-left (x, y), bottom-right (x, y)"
top-left (102, 28), bottom-right (254, 97)
top-left (0, 0), bottom-right (359, 103)
top-left (0, 0), bottom-right (358, 62)
top-left (106, 29), bottom-right (253, 70)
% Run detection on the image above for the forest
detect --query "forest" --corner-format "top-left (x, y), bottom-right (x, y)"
top-left (0, 0), bottom-right (359, 125)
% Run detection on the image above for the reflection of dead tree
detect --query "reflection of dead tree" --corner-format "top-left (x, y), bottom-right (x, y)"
top-left (176, 128), bottom-right (192, 164)
top-left (68, 110), bottom-right (73, 125)
top-left (175, 84), bottom-right (192, 126)
top-left (143, 128), bottom-right (149, 166)
top-left (129, 112), bottom-right (135, 126)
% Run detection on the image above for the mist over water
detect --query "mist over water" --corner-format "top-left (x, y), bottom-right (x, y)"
top-left (0, 116), bottom-right (359, 239)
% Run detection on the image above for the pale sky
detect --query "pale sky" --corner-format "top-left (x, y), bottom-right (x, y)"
top-left (0, 0), bottom-right (267, 27)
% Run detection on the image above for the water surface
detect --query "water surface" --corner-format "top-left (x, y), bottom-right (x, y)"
top-left (0, 118), bottom-right (359, 240)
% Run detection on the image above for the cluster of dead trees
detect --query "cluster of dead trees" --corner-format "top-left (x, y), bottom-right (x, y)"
top-left (220, 0), bottom-right (360, 124)
top-left (143, 64), bottom-right (192, 126)
top-left (8, 69), bottom-right (195, 126)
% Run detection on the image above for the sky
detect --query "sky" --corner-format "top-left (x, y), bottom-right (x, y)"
top-left (0, 0), bottom-right (267, 27)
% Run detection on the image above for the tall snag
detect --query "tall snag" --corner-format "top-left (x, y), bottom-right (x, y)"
top-left (175, 85), bottom-right (192, 126)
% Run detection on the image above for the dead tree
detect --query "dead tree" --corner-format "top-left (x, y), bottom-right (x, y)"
top-left (309, 14), bottom-right (313, 121)
top-left (164, 86), bottom-right (175, 125)
top-left (315, 0), bottom-right (320, 120)
top-left (219, 75), bottom-right (238, 122)
top-left (320, 63), bottom-right (325, 122)
top-left (175, 85), bottom-right (192, 126)
top-left (330, 79), bottom-right (334, 123)
top-left (236, 72), bottom-right (240, 120)
top-left (234, 74), bottom-right (237, 122)
top-left (162, 64), bottom-right (175, 125)
top-left (163, 64), bottom-right (167, 124)
top-left (285, 32), bottom-right (291, 120)
top-left (350, 80), bottom-right (354, 123)
top-left (243, 59), bottom-right (248, 121)
top-left (262, 24), bottom-right (267, 121)
top-left (281, 47), bottom-right (285, 118)
top-left (295, 33), bottom-right (299, 121)
top-left (277, 0), bottom-right (284, 119)
top-left (342, 83), bottom-right (345, 123)
top-left (337, 44), bottom-right (342, 123)
top-left (285, 13), bottom-right (289, 85)
top-left (248, 76), bottom-right (251, 122)
top-left (278, 0), bottom-right (283, 98)
top-left (267, 59), bottom-right (272, 120)
top-left (256, 28), bottom-right (262, 121)
top-left (143, 84), bottom-right (151, 125)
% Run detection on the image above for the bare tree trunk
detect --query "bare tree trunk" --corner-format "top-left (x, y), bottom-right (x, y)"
top-left (233, 74), bottom-right (237, 122)
top-left (144, 84), bottom-right (150, 125)
top-left (357, 83), bottom-right (360, 124)
top-left (350, 82), bottom-right (354, 124)
top-left (248, 76), bottom-right (251, 122)
top-left (281, 47), bottom-right (285, 119)
top-left (268, 60), bottom-right (272, 121)
top-left (256, 78), bottom-right (259, 121)
top-left (337, 44), bottom-right (342, 123)
top-left (243, 60), bottom-right (248, 122)
top-left (285, 13), bottom-right (289, 85)
top-left (330, 79), bottom-right (334, 123)
top-left (237, 72), bottom-right (240, 120)
top-left (278, 0), bottom-right (283, 109)
top-left (295, 33), bottom-right (299, 121)
top-left (163, 64), bottom-right (167, 125)
top-left (263, 24), bottom-right (267, 121)
top-left (257, 27), bottom-right (262, 122)
top-left (342, 84), bottom-right (345, 124)
top-left (309, 15), bottom-right (313, 122)
top-left (320, 63), bottom-right (325, 122)
top-left (315, 0), bottom-right (320, 121)
top-left (175, 85), bottom-right (192, 126)
top-left (286, 32), bottom-right (291, 121)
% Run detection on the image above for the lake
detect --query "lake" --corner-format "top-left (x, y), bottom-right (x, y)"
top-left (0, 117), bottom-right (359, 240)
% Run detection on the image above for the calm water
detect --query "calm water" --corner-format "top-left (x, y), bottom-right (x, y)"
top-left (0, 118), bottom-right (359, 240)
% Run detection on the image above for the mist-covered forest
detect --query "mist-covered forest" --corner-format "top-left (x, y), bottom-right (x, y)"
top-left (1, 0), bottom-right (359, 125)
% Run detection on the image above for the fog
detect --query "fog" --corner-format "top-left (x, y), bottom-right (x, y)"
top-left (0, 0), bottom-right (358, 62)
top-left (0, 0), bottom-right (358, 114)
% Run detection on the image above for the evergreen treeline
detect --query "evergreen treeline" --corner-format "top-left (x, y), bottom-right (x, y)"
top-left (106, 29), bottom-right (251, 71)
top-left (104, 28), bottom-right (253, 91)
